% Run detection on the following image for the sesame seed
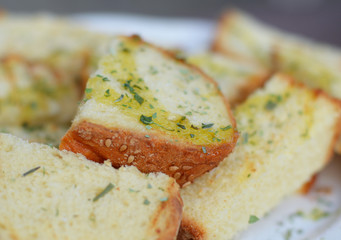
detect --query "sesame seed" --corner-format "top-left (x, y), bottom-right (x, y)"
top-left (105, 139), bottom-right (112, 147)
top-left (174, 172), bottom-right (181, 179)
top-left (182, 166), bottom-right (192, 170)
top-left (169, 166), bottom-right (179, 171)
top-left (182, 182), bottom-right (191, 188)
top-left (127, 155), bottom-right (135, 163)
top-left (119, 145), bottom-right (128, 152)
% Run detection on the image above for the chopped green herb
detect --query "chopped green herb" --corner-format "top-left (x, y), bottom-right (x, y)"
top-left (221, 125), bottom-right (232, 131)
top-left (191, 125), bottom-right (199, 130)
top-left (149, 104), bottom-right (154, 109)
top-left (202, 123), bottom-right (214, 129)
top-left (140, 115), bottom-right (153, 125)
top-left (202, 146), bottom-right (207, 154)
top-left (146, 125), bottom-right (152, 130)
top-left (111, 70), bottom-right (117, 74)
top-left (134, 93), bottom-right (144, 105)
top-left (145, 135), bottom-right (150, 138)
top-left (147, 183), bottom-right (152, 189)
top-left (56, 208), bottom-right (59, 216)
top-left (114, 94), bottom-right (124, 103)
top-left (190, 134), bottom-right (195, 138)
top-left (160, 197), bottom-right (168, 202)
top-left (93, 183), bottom-right (115, 202)
top-left (185, 111), bottom-right (192, 116)
top-left (152, 112), bottom-right (157, 119)
top-left (265, 100), bottom-right (277, 110)
top-left (104, 89), bottom-right (111, 97)
top-left (22, 166), bottom-right (40, 177)
top-left (143, 199), bottom-right (151, 205)
top-left (85, 88), bottom-right (93, 94)
top-left (248, 215), bottom-right (259, 224)
top-left (176, 123), bottom-right (186, 129)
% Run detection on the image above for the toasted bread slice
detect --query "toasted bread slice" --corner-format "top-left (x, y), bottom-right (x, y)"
top-left (0, 133), bottom-right (182, 240)
top-left (213, 9), bottom-right (341, 154)
top-left (178, 74), bottom-right (341, 240)
top-left (0, 15), bottom-right (111, 127)
top-left (60, 36), bottom-right (238, 186)
top-left (187, 52), bottom-right (270, 106)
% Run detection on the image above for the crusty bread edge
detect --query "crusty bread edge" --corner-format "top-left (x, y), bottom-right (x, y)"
top-left (60, 35), bottom-right (239, 186)
top-left (151, 180), bottom-right (183, 240)
top-left (177, 73), bottom-right (341, 240)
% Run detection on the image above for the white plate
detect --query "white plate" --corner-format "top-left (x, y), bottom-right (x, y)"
top-left (70, 13), bottom-right (341, 240)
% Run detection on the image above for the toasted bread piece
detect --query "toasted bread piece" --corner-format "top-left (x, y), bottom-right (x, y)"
top-left (187, 52), bottom-right (270, 106)
top-left (0, 133), bottom-right (182, 240)
top-left (0, 15), bottom-right (111, 127)
top-left (60, 36), bottom-right (238, 186)
top-left (213, 9), bottom-right (341, 154)
top-left (178, 74), bottom-right (341, 240)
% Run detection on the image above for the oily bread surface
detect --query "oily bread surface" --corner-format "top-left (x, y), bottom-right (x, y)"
top-left (60, 35), bottom-right (238, 186)
top-left (178, 74), bottom-right (341, 239)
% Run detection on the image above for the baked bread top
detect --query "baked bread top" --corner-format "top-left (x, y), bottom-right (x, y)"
top-left (213, 9), bottom-right (341, 99)
top-left (0, 133), bottom-right (182, 240)
top-left (0, 15), bottom-right (111, 127)
top-left (187, 52), bottom-right (269, 105)
top-left (60, 35), bottom-right (238, 186)
top-left (179, 74), bottom-right (341, 239)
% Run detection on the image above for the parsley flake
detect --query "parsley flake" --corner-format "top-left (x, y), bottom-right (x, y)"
top-left (248, 215), bottom-right (259, 224)
top-left (93, 183), bottom-right (115, 202)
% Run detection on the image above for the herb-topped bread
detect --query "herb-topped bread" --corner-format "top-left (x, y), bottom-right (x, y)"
top-left (0, 15), bottom-right (111, 143)
top-left (179, 74), bottom-right (341, 240)
top-left (60, 35), bottom-right (238, 186)
top-left (213, 9), bottom-right (341, 154)
top-left (187, 52), bottom-right (269, 106)
top-left (0, 133), bottom-right (182, 240)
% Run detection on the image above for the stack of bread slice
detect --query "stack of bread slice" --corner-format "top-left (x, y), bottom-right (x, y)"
top-left (60, 35), bottom-right (239, 186)
top-left (2, 12), bottom-right (341, 240)
top-left (213, 9), bottom-right (341, 153)
top-left (179, 74), bottom-right (341, 239)
top-left (0, 133), bottom-right (182, 240)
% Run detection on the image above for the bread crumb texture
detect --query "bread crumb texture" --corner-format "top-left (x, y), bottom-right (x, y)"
top-left (179, 74), bottom-right (341, 240)
top-left (0, 133), bottom-right (182, 240)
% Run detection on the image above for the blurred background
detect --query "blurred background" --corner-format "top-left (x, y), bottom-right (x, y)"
top-left (1, 0), bottom-right (341, 46)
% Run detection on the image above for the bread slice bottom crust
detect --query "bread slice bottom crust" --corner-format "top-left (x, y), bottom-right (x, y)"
top-left (60, 121), bottom-right (239, 187)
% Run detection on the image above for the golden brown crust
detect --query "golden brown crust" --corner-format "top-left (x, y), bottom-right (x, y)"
top-left (60, 121), bottom-right (239, 187)
top-left (298, 174), bottom-right (317, 194)
top-left (177, 217), bottom-right (205, 240)
top-left (60, 35), bottom-right (239, 186)
top-left (151, 181), bottom-right (183, 240)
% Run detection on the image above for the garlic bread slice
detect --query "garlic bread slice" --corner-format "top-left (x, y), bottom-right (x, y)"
top-left (60, 36), bottom-right (238, 186)
top-left (179, 74), bottom-right (341, 239)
